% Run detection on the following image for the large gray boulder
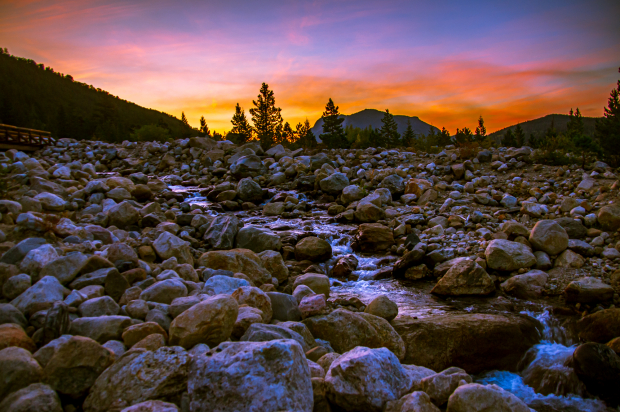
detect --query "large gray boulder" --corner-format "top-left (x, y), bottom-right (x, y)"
top-left (203, 215), bottom-right (240, 250)
top-left (320, 173), bottom-right (349, 195)
top-left (230, 155), bottom-right (267, 179)
top-left (188, 340), bottom-right (312, 412)
top-left (83, 347), bottom-right (190, 412)
top-left (446, 383), bottom-right (530, 412)
top-left (152, 232), bottom-right (193, 265)
top-left (235, 226), bottom-right (282, 253)
top-left (140, 279), bottom-right (188, 304)
top-left (236, 177), bottom-right (263, 203)
top-left (11, 276), bottom-right (65, 317)
top-left (0, 383), bottom-right (63, 412)
top-left (326, 346), bottom-right (412, 412)
top-left (0, 347), bottom-right (43, 400)
top-left (485, 239), bottom-right (536, 271)
top-left (431, 259), bottom-right (494, 296)
top-left (107, 201), bottom-right (140, 227)
top-left (528, 220), bottom-right (568, 256)
top-left (69, 316), bottom-right (132, 344)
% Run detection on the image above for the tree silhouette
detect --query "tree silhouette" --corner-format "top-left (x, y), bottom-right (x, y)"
top-left (401, 120), bottom-right (415, 147)
top-left (181, 112), bottom-right (189, 126)
top-left (514, 124), bottom-right (525, 147)
top-left (199, 116), bottom-right (211, 137)
top-left (320, 98), bottom-right (348, 149)
top-left (595, 67), bottom-right (620, 166)
top-left (229, 103), bottom-right (252, 144)
top-left (568, 108), bottom-right (599, 168)
top-left (474, 116), bottom-right (486, 143)
top-left (380, 109), bottom-right (400, 148)
top-left (502, 129), bottom-right (517, 147)
top-left (250, 83), bottom-right (283, 150)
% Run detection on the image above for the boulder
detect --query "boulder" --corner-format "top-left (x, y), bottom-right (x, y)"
top-left (0, 303), bottom-right (28, 328)
top-left (571, 343), bottom-right (620, 407)
top-left (19, 245), bottom-right (58, 278)
top-left (69, 316), bottom-right (132, 343)
top-left (258, 250), bottom-right (289, 283)
top-left (0, 324), bottom-right (36, 352)
top-left (39, 252), bottom-right (88, 284)
top-left (380, 174), bottom-right (405, 195)
top-left (240, 323), bottom-right (310, 352)
top-left (598, 205), bottom-right (620, 231)
top-left (485, 239), bottom-right (536, 271)
top-left (564, 277), bottom-right (614, 304)
top-left (351, 223), bottom-right (395, 253)
top-left (169, 294), bottom-right (238, 349)
top-left (43, 336), bottom-right (114, 397)
top-left (555, 249), bottom-right (585, 268)
top-left (528, 220), bottom-right (568, 256)
top-left (203, 215), bottom-right (240, 250)
top-left (232, 306), bottom-right (264, 339)
top-left (0, 238), bottom-right (47, 265)
top-left (83, 347), bottom-right (190, 412)
top-left (332, 254), bottom-right (359, 278)
top-left (140, 279), bottom-right (187, 304)
top-left (235, 226), bottom-right (282, 253)
top-left (555, 217), bottom-right (587, 239)
top-left (0, 347), bottom-right (43, 400)
top-left (107, 201), bottom-right (140, 227)
top-left (576, 309), bottom-right (620, 343)
top-left (230, 155), bottom-right (267, 179)
top-left (121, 322), bottom-right (168, 348)
top-left (152, 232), bottom-right (193, 265)
top-left (326, 346), bottom-right (412, 412)
top-left (0, 383), bottom-right (63, 412)
top-left (11, 276), bottom-right (65, 317)
top-left (236, 177), bottom-right (263, 203)
top-left (364, 295), bottom-right (398, 321)
top-left (500, 269), bottom-right (548, 299)
top-left (446, 383), bottom-right (530, 412)
top-left (354, 203), bottom-right (386, 223)
top-left (295, 236), bottom-right (332, 262)
top-left (405, 178), bottom-right (432, 197)
top-left (198, 249), bottom-right (272, 286)
top-left (341, 185), bottom-right (364, 204)
top-left (303, 309), bottom-right (405, 360)
top-left (79, 295), bottom-right (120, 317)
top-left (202, 275), bottom-right (249, 295)
top-left (393, 313), bottom-right (541, 373)
top-left (266, 292), bottom-right (302, 321)
top-left (420, 368), bottom-right (472, 406)
top-left (263, 202), bottom-right (284, 216)
top-left (188, 340), bottom-right (312, 412)
top-left (293, 273), bottom-right (330, 297)
top-left (320, 172), bottom-right (349, 194)
top-left (385, 391), bottom-right (440, 412)
top-left (231, 286), bottom-right (272, 323)
top-left (431, 259), bottom-right (494, 296)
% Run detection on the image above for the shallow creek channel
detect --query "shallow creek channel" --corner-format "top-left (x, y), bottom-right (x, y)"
top-left (172, 184), bottom-right (615, 412)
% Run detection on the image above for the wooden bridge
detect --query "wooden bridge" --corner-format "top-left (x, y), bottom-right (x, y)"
top-left (0, 124), bottom-right (56, 151)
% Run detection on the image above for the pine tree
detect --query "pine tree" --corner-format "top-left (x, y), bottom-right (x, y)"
top-left (595, 67), bottom-right (620, 167)
top-left (199, 116), bottom-right (211, 137)
top-left (567, 108), bottom-right (599, 168)
top-left (401, 120), bottom-right (415, 147)
top-left (474, 116), bottom-right (486, 143)
top-left (454, 127), bottom-right (473, 146)
top-left (282, 122), bottom-right (294, 146)
top-left (436, 127), bottom-right (451, 147)
top-left (320, 98), bottom-right (348, 149)
top-left (229, 103), bottom-right (252, 144)
top-left (250, 82), bottom-right (283, 150)
top-left (380, 109), bottom-right (400, 148)
top-left (502, 129), bottom-right (517, 147)
top-left (368, 126), bottom-right (385, 148)
top-left (181, 112), bottom-right (189, 126)
top-left (514, 124), bottom-right (525, 147)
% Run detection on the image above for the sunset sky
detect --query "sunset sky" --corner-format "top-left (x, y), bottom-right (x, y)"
top-left (2, 0), bottom-right (619, 133)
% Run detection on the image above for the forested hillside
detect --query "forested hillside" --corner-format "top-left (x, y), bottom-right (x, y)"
top-left (488, 114), bottom-right (599, 141)
top-left (0, 49), bottom-right (195, 142)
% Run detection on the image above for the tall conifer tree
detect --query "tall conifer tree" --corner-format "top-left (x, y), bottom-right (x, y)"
top-left (380, 109), bottom-right (400, 148)
top-left (320, 98), bottom-right (347, 149)
top-left (595, 67), bottom-right (620, 166)
top-left (250, 83), bottom-right (283, 150)
top-left (230, 103), bottom-right (252, 144)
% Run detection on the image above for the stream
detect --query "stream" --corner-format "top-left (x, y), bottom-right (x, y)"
top-left (171, 184), bottom-right (617, 411)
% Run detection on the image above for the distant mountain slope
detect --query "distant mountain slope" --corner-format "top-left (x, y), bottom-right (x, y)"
top-left (488, 114), bottom-right (600, 140)
top-left (0, 49), bottom-right (195, 142)
top-left (311, 108), bottom-right (439, 138)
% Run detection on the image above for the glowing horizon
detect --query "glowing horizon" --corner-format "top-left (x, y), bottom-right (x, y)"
top-left (1, 0), bottom-right (619, 135)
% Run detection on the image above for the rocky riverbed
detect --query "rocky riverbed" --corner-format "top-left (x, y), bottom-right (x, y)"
top-left (0, 136), bottom-right (620, 411)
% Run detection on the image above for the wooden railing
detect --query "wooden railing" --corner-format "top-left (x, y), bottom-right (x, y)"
top-left (0, 124), bottom-right (55, 151)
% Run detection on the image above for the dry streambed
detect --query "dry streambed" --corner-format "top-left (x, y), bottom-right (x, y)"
top-left (0, 137), bottom-right (619, 411)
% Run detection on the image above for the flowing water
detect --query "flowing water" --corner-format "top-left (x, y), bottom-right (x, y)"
top-left (172, 185), bottom-right (618, 411)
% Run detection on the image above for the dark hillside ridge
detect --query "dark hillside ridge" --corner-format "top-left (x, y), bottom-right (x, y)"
top-left (0, 49), bottom-right (194, 142)
top-left (488, 113), bottom-right (600, 141)
top-left (311, 108), bottom-right (440, 138)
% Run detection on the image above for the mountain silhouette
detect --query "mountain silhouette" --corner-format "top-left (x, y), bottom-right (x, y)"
top-left (311, 108), bottom-right (439, 140)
